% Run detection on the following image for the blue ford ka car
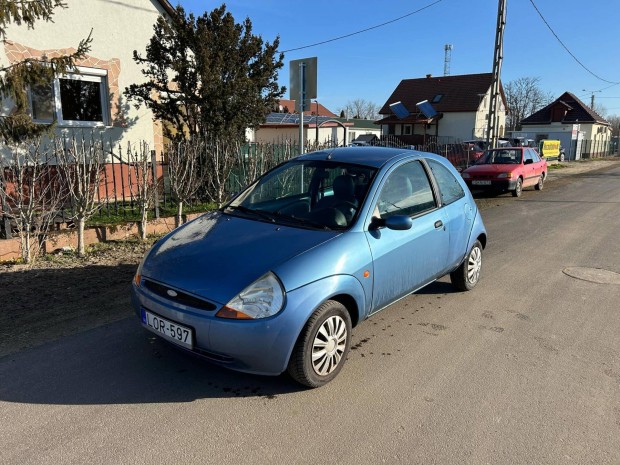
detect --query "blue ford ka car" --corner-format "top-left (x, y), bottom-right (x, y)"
top-left (132, 147), bottom-right (487, 387)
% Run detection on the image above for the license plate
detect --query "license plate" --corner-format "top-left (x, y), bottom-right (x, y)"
top-left (472, 180), bottom-right (491, 185)
top-left (141, 309), bottom-right (194, 350)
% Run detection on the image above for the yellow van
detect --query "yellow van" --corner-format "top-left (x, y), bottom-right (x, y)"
top-left (539, 139), bottom-right (561, 159)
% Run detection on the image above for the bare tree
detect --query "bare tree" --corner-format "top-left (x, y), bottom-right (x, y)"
top-left (504, 77), bottom-right (554, 131)
top-left (591, 101), bottom-right (608, 119)
top-left (204, 137), bottom-right (240, 207)
top-left (165, 138), bottom-right (207, 227)
top-left (55, 133), bottom-right (105, 257)
top-left (340, 99), bottom-right (380, 120)
top-left (606, 114), bottom-right (620, 137)
top-left (235, 139), bottom-right (296, 190)
top-left (0, 139), bottom-right (66, 263)
top-left (126, 142), bottom-right (158, 241)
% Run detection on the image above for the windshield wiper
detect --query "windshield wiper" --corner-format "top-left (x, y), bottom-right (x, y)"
top-left (224, 205), bottom-right (275, 222)
top-left (272, 212), bottom-right (333, 230)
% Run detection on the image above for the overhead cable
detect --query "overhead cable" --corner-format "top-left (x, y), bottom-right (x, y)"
top-left (281, 0), bottom-right (443, 53)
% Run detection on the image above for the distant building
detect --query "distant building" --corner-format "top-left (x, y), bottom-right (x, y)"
top-left (519, 92), bottom-right (611, 159)
top-left (249, 100), bottom-right (350, 145)
top-left (377, 73), bottom-right (507, 144)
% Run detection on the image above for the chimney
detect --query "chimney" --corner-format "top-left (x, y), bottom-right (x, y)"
top-left (426, 74), bottom-right (432, 78)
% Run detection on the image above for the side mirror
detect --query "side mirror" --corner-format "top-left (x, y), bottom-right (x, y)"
top-left (385, 215), bottom-right (413, 231)
top-left (524, 159), bottom-right (533, 165)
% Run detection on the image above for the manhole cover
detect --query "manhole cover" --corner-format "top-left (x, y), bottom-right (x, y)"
top-left (563, 267), bottom-right (620, 284)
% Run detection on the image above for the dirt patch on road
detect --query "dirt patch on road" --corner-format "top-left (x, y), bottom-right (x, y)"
top-left (1, 157), bottom-right (619, 358)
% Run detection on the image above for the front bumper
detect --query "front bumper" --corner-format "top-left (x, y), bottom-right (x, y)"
top-left (131, 275), bottom-right (364, 376)
top-left (465, 179), bottom-right (518, 191)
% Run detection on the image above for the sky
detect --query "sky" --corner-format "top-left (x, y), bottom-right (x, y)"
top-left (176, 0), bottom-right (620, 117)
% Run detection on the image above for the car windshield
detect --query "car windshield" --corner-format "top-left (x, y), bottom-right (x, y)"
top-left (476, 149), bottom-right (522, 165)
top-left (225, 160), bottom-right (377, 230)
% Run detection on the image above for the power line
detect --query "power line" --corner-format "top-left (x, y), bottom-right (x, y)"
top-left (281, 0), bottom-right (443, 53)
top-left (528, 0), bottom-right (619, 85)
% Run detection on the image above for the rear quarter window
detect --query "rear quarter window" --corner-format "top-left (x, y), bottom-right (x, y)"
top-left (426, 159), bottom-right (465, 206)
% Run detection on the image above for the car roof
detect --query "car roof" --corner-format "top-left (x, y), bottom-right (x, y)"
top-left (296, 146), bottom-right (428, 169)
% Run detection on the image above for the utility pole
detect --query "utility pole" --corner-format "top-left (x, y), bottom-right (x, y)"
top-left (485, 0), bottom-right (506, 149)
top-left (444, 44), bottom-right (453, 76)
top-left (582, 89), bottom-right (601, 110)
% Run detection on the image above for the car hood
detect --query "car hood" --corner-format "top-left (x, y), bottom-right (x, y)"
top-left (141, 212), bottom-right (340, 304)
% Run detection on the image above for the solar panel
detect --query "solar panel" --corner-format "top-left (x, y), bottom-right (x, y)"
top-left (389, 101), bottom-right (411, 119)
top-left (416, 100), bottom-right (438, 119)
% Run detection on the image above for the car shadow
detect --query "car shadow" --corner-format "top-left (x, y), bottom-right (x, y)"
top-left (414, 279), bottom-right (459, 295)
top-left (0, 317), bottom-right (304, 406)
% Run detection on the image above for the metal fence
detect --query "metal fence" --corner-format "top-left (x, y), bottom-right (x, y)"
top-left (2, 136), bottom-right (617, 240)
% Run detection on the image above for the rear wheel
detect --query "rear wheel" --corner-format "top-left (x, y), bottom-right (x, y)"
top-left (287, 300), bottom-right (352, 388)
top-left (450, 240), bottom-right (483, 291)
top-left (535, 173), bottom-right (545, 190)
top-left (512, 177), bottom-right (523, 197)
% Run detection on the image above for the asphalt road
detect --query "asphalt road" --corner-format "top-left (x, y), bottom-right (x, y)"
top-left (2, 164), bottom-right (620, 465)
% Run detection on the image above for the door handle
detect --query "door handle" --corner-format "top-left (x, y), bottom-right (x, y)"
top-left (434, 220), bottom-right (443, 229)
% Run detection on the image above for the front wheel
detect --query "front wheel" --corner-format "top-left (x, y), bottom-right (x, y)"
top-left (450, 240), bottom-right (483, 291)
top-left (535, 173), bottom-right (545, 190)
top-left (287, 300), bottom-right (352, 388)
top-left (512, 177), bottom-right (523, 197)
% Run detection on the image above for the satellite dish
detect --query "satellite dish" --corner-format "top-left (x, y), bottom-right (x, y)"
top-left (416, 100), bottom-right (437, 119)
top-left (389, 101), bottom-right (411, 119)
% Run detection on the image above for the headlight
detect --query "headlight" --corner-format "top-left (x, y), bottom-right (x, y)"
top-left (134, 251), bottom-right (149, 287)
top-left (216, 272), bottom-right (285, 320)
top-left (461, 172), bottom-right (471, 179)
top-left (497, 172), bottom-right (512, 178)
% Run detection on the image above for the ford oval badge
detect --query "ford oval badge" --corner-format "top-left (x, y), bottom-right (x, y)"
top-left (167, 289), bottom-right (178, 297)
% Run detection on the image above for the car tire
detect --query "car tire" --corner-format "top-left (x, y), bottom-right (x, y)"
top-left (450, 240), bottom-right (483, 292)
top-left (512, 177), bottom-right (523, 197)
top-left (535, 173), bottom-right (545, 190)
top-left (559, 153), bottom-right (565, 162)
top-left (287, 300), bottom-right (352, 388)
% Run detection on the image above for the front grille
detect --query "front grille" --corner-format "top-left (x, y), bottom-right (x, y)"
top-left (143, 279), bottom-right (217, 311)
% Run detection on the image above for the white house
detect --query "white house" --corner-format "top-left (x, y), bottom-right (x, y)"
top-left (1, 0), bottom-right (175, 155)
top-left (376, 73), bottom-right (507, 144)
top-left (519, 92), bottom-right (611, 159)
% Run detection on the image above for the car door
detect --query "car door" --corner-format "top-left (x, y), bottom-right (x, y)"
top-left (425, 158), bottom-right (474, 270)
top-left (523, 149), bottom-right (541, 187)
top-left (530, 149), bottom-right (545, 179)
top-left (365, 160), bottom-right (449, 313)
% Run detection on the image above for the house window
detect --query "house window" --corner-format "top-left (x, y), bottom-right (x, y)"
top-left (403, 124), bottom-right (412, 135)
top-left (431, 94), bottom-right (443, 103)
top-left (29, 66), bottom-right (110, 127)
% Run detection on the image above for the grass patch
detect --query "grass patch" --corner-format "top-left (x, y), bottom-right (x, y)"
top-left (86, 202), bottom-right (216, 227)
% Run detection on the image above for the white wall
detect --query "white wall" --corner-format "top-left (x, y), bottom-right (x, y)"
top-left (1, 0), bottom-right (167, 153)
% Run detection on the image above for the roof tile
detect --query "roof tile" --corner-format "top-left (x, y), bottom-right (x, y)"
top-left (521, 91), bottom-right (609, 125)
top-left (379, 73), bottom-right (505, 115)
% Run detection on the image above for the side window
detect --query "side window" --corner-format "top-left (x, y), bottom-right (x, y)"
top-left (426, 159), bottom-right (465, 206)
top-left (530, 149), bottom-right (541, 162)
top-left (524, 149), bottom-right (533, 163)
top-left (376, 161), bottom-right (436, 219)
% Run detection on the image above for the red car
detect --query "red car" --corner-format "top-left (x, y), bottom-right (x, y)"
top-left (461, 147), bottom-right (547, 197)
